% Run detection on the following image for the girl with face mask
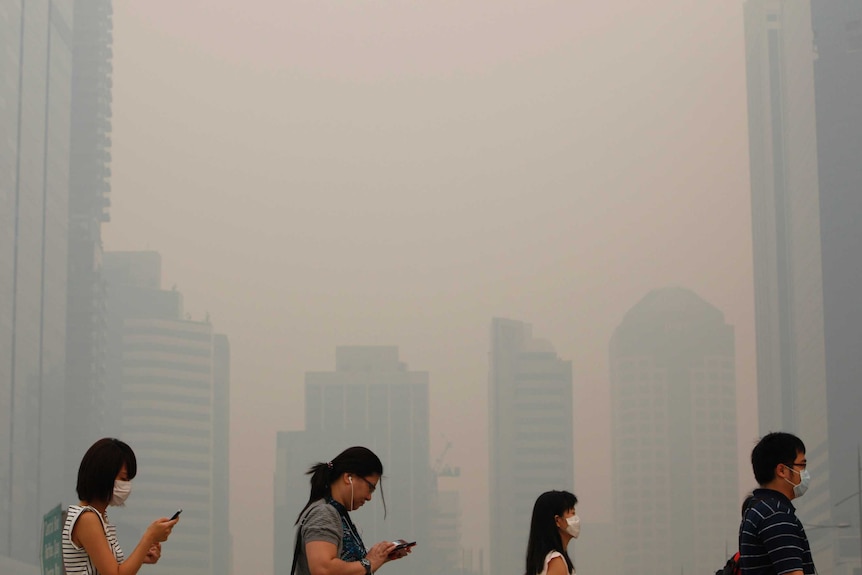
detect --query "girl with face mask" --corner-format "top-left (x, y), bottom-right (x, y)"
top-left (524, 490), bottom-right (580, 575)
top-left (62, 438), bottom-right (179, 575)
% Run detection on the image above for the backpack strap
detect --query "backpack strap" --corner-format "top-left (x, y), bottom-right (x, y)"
top-left (291, 512), bottom-right (310, 575)
top-left (290, 525), bottom-right (302, 575)
top-left (719, 498), bottom-right (761, 575)
top-left (741, 495), bottom-right (762, 523)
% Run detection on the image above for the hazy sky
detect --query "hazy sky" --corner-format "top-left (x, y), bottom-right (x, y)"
top-left (105, 2), bottom-right (755, 573)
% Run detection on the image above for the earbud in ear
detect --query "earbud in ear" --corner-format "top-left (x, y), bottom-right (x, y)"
top-left (348, 476), bottom-right (353, 483)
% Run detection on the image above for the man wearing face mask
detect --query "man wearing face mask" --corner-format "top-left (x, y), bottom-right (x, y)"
top-left (739, 432), bottom-right (815, 575)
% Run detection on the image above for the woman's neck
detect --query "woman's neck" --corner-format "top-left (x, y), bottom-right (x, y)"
top-left (330, 489), bottom-right (351, 511)
top-left (81, 500), bottom-right (108, 516)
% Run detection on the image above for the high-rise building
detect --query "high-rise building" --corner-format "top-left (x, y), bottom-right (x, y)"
top-left (274, 430), bottom-right (305, 575)
top-left (0, 0), bottom-right (74, 564)
top-left (102, 251), bottom-right (231, 575)
top-left (570, 521), bottom-right (619, 575)
top-left (745, 2), bottom-right (862, 572)
top-left (488, 318), bottom-right (573, 575)
top-left (810, 3), bottom-right (862, 572)
top-left (212, 334), bottom-right (232, 575)
top-left (743, 0), bottom-right (835, 565)
top-left (275, 346), bottom-right (432, 575)
top-left (744, 0), bottom-right (826, 437)
top-left (64, 0), bottom-right (114, 492)
top-left (609, 288), bottom-right (737, 575)
top-left (428, 468), bottom-right (463, 575)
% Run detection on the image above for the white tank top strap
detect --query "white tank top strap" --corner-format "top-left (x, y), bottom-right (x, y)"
top-left (540, 550), bottom-right (571, 575)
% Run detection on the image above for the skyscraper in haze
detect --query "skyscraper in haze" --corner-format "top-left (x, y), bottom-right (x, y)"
top-left (743, 0), bottom-right (835, 566)
top-left (745, 3), bottom-right (862, 572)
top-left (428, 478), bottom-right (462, 575)
top-left (609, 288), bottom-right (737, 575)
top-left (0, 0), bottom-right (74, 564)
top-left (65, 0), bottom-right (114, 496)
top-left (810, 3), bottom-right (862, 571)
top-left (103, 251), bottom-right (232, 575)
top-left (488, 318), bottom-right (573, 575)
top-left (428, 446), bottom-right (469, 575)
top-left (212, 333), bottom-right (233, 573)
top-left (274, 346), bottom-right (432, 575)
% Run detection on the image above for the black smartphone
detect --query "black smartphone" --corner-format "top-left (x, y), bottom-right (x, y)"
top-left (170, 509), bottom-right (182, 521)
top-left (391, 540), bottom-right (416, 552)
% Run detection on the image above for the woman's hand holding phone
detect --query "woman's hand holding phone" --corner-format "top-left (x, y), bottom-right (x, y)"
top-left (388, 539), bottom-right (416, 559)
top-left (366, 541), bottom-right (397, 572)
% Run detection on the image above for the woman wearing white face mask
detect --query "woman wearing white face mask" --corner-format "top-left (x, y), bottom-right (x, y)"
top-left (62, 438), bottom-right (179, 575)
top-left (524, 490), bottom-right (580, 575)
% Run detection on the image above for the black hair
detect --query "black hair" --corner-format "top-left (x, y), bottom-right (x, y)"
top-left (751, 432), bottom-right (806, 485)
top-left (524, 490), bottom-right (577, 575)
top-left (295, 446), bottom-right (386, 523)
top-left (76, 438), bottom-right (137, 503)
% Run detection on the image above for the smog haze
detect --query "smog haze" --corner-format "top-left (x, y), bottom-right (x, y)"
top-left (102, 2), bottom-right (754, 573)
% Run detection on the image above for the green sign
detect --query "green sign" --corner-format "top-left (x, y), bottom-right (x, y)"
top-left (41, 504), bottom-right (64, 575)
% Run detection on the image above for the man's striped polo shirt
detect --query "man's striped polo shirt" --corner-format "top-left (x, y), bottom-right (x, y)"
top-left (739, 488), bottom-right (815, 575)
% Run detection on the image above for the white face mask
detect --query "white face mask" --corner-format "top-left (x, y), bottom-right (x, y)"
top-left (110, 480), bottom-right (132, 506)
top-left (564, 514), bottom-right (580, 538)
top-left (785, 467), bottom-right (810, 499)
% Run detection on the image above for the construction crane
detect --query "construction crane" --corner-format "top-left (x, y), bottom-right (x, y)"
top-left (433, 434), bottom-right (460, 477)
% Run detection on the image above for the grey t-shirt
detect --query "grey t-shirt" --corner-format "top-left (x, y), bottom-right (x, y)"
top-left (293, 499), bottom-right (343, 575)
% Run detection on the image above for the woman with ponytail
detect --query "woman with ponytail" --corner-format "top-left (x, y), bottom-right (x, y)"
top-left (291, 446), bottom-right (411, 575)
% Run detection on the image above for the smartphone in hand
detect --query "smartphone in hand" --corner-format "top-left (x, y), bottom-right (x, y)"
top-left (389, 539), bottom-right (416, 554)
top-left (170, 509), bottom-right (182, 521)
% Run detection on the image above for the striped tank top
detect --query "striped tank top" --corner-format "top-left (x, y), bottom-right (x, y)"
top-left (62, 505), bottom-right (125, 575)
